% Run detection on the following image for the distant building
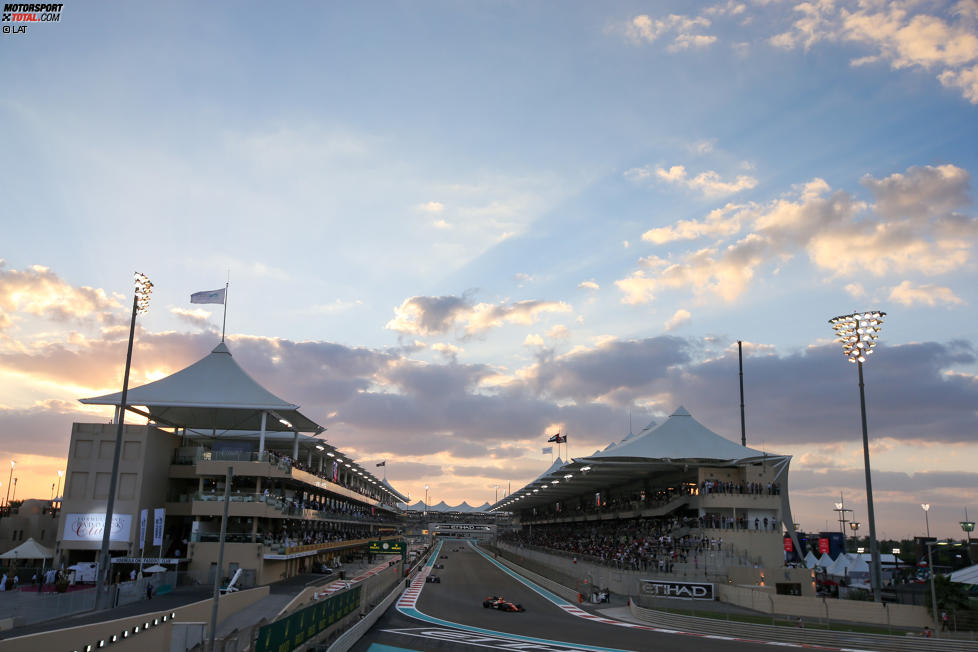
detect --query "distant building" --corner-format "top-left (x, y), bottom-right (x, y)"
top-left (0, 499), bottom-right (59, 554)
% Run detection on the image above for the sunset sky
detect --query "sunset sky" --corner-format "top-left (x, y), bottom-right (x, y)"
top-left (2, 1), bottom-right (977, 539)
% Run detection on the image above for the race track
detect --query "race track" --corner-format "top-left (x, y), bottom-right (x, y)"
top-left (350, 540), bottom-right (777, 652)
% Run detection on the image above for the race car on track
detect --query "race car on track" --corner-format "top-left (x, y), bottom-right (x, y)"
top-left (426, 575), bottom-right (441, 583)
top-left (433, 563), bottom-right (445, 569)
top-left (482, 596), bottom-right (525, 612)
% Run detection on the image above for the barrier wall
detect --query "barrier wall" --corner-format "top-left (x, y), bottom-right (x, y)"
top-left (717, 584), bottom-right (931, 627)
top-left (0, 586), bottom-right (269, 652)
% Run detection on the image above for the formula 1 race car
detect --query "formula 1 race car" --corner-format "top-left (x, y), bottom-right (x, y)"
top-left (433, 563), bottom-right (445, 569)
top-left (482, 596), bottom-right (525, 612)
top-left (425, 575), bottom-right (441, 583)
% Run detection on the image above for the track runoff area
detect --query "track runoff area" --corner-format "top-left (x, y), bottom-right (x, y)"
top-left (350, 539), bottom-right (866, 652)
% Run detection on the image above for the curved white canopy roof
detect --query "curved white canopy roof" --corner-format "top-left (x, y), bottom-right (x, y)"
top-left (491, 406), bottom-right (788, 513)
top-left (80, 342), bottom-right (323, 432)
top-left (590, 406), bottom-right (767, 462)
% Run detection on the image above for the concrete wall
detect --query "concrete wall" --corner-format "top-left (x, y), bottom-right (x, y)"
top-left (186, 541), bottom-right (264, 584)
top-left (0, 586), bottom-right (268, 652)
top-left (717, 584), bottom-right (931, 627)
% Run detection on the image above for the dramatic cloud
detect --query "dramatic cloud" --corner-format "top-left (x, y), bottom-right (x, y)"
top-left (386, 294), bottom-right (571, 337)
top-left (618, 164), bottom-right (978, 304)
top-left (626, 165), bottom-right (758, 198)
top-left (0, 261), bottom-right (124, 333)
top-left (771, 1), bottom-right (978, 103)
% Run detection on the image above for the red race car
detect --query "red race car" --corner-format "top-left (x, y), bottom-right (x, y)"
top-left (483, 596), bottom-right (525, 612)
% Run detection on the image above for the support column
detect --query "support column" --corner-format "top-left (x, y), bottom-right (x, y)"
top-left (259, 411), bottom-right (267, 456)
top-left (307, 449), bottom-right (312, 466)
top-left (293, 431), bottom-right (299, 460)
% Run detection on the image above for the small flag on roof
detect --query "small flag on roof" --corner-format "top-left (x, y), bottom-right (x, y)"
top-left (547, 433), bottom-right (565, 443)
top-left (542, 446), bottom-right (552, 454)
top-left (191, 288), bottom-right (226, 304)
top-left (376, 461), bottom-right (386, 467)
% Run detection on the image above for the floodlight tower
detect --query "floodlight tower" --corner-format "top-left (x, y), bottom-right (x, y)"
top-left (829, 310), bottom-right (885, 602)
top-left (95, 272), bottom-right (153, 609)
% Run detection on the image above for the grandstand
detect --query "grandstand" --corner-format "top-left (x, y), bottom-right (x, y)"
top-left (490, 407), bottom-right (809, 591)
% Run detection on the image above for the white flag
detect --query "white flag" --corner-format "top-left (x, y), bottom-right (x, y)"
top-left (190, 288), bottom-right (226, 304)
top-left (139, 509), bottom-right (148, 551)
top-left (542, 446), bottom-right (553, 454)
top-left (153, 508), bottom-right (165, 547)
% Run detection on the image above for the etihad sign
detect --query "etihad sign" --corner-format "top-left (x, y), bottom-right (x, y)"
top-left (640, 580), bottom-right (714, 600)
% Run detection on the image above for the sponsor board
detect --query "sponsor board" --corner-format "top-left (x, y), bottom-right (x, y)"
top-left (368, 540), bottom-right (405, 554)
top-left (432, 523), bottom-right (491, 531)
top-left (254, 586), bottom-right (360, 652)
top-left (63, 513), bottom-right (132, 542)
top-left (640, 579), bottom-right (714, 600)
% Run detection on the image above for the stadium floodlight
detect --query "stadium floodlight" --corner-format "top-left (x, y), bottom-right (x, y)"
top-left (828, 310), bottom-right (886, 602)
top-left (95, 273), bottom-right (152, 610)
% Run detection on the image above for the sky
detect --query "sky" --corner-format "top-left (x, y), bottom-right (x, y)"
top-left (1, 0), bottom-right (977, 540)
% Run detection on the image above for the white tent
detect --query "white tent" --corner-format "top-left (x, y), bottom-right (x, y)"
top-left (0, 538), bottom-right (54, 560)
top-left (950, 563), bottom-right (978, 584)
top-left (803, 550), bottom-right (819, 569)
top-left (816, 553), bottom-right (832, 569)
top-left (827, 553), bottom-right (853, 576)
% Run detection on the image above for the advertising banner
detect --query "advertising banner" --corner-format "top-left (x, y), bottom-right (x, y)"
top-left (140, 509), bottom-right (148, 551)
top-left (783, 536), bottom-right (793, 552)
top-left (819, 537), bottom-right (830, 554)
top-left (254, 586), bottom-right (361, 652)
top-left (153, 508), bottom-right (165, 546)
top-left (640, 580), bottom-right (714, 600)
top-left (368, 540), bottom-right (405, 554)
top-left (63, 513), bottom-right (132, 542)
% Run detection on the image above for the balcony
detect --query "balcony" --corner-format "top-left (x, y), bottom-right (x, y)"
top-left (173, 492), bottom-right (399, 526)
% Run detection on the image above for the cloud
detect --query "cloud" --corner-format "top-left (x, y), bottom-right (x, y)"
top-left (844, 283), bottom-right (865, 298)
top-left (642, 202), bottom-right (746, 244)
top-left (664, 309), bottom-right (692, 331)
top-left (888, 280), bottom-right (964, 307)
top-left (577, 280), bottom-right (600, 290)
top-left (0, 261), bottom-right (124, 332)
top-left (418, 201), bottom-right (445, 213)
top-left (618, 164), bottom-right (978, 304)
top-left (524, 334), bottom-right (545, 347)
top-left (385, 295), bottom-right (473, 336)
top-left (547, 325), bottom-right (570, 340)
top-left (170, 307), bottom-right (215, 329)
top-left (386, 294), bottom-right (571, 337)
top-left (623, 14), bottom-right (718, 52)
top-left (771, 1), bottom-right (978, 104)
top-left (627, 165), bottom-right (758, 197)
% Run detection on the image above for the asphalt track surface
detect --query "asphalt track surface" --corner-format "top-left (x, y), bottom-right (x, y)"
top-left (351, 540), bottom-right (776, 652)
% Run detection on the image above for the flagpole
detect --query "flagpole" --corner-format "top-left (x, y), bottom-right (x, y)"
top-left (221, 281), bottom-right (229, 343)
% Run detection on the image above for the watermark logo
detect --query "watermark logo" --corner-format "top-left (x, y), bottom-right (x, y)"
top-left (3, 3), bottom-right (64, 36)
